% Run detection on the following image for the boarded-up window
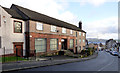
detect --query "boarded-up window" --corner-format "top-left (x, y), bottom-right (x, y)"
top-left (0, 36), bottom-right (1, 48)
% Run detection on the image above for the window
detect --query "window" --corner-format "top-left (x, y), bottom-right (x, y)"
top-left (83, 39), bottom-right (85, 43)
top-left (79, 32), bottom-right (81, 36)
top-left (76, 32), bottom-right (77, 37)
top-left (36, 22), bottom-right (43, 30)
top-left (62, 28), bottom-right (66, 33)
top-left (0, 36), bottom-right (1, 48)
top-left (83, 33), bottom-right (85, 36)
top-left (14, 21), bottom-right (22, 33)
top-left (79, 46), bottom-right (81, 51)
top-left (51, 25), bottom-right (56, 32)
top-left (50, 39), bottom-right (58, 50)
top-left (70, 30), bottom-right (73, 34)
top-left (35, 38), bottom-right (46, 52)
top-left (79, 39), bottom-right (81, 43)
top-left (76, 39), bottom-right (77, 45)
top-left (70, 39), bottom-right (74, 48)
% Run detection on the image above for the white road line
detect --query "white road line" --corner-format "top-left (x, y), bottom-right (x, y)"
top-left (97, 57), bottom-right (115, 71)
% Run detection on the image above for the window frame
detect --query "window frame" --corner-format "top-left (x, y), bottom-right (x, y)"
top-left (50, 39), bottom-right (58, 50)
top-left (35, 38), bottom-right (47, 53)
top-left (70, 30), bottom-right (73, 34)
top-left (83, 33), bottom-right (85, 36)
top-left (14, 20), bottom-right (22, 33)
top-left (62, 28), bottom-right (66, 33)
top-left (76, 32), bottom-right (77, 37)
top-left (79, 39), bottom-right (81, 43)
top-left (70, 39), bottom-right (74, 48)
top-left (76, 39), bottom-right (77, 45)
top-left (79, 32), bottom-right (81, 36)
top-left (83, 39), bottom-right (85, 43)
top-left (51, 25), bottom-right (56, 32)
top-left (36, 22), bottom-right (43, 30)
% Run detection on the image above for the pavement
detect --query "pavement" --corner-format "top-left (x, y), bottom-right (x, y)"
top-left (18, 51), bottom-right (118, 72)
top-left (2, 52), bottom-right (98, 72)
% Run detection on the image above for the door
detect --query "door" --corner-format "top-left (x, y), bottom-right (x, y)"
top-left (61, 39), bottom-right (67, 50)
top-left (14, 43), bottom-right (23, 57)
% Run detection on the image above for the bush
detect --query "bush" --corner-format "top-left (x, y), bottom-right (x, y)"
top-left (80, 48), bottom-right (94, 56)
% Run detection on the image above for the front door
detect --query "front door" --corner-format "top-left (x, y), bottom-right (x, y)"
top-left (13, 42), bottom-right (23, 57)
top-left (61, 39), bottom-right (67, 50)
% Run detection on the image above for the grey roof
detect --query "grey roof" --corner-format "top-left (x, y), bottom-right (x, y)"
top-left (2, 7), bottom-right (24, 20)
top-left (3, 4), bottom-right (86, 33)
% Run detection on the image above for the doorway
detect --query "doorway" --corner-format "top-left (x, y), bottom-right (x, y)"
top-left (13, 42), bottom-right (23, 57)
top-left (61, 39), bottom-right (67, 50)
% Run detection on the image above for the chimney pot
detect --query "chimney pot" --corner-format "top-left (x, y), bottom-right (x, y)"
top-left (79, 21), bottom-right (82, 29)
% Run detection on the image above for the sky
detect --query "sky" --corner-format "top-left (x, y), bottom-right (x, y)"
top-left (0, 0), bottom-right (119, 40)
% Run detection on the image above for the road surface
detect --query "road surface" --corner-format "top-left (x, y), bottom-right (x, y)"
top-left (20, 51), bottom-right (118, 71)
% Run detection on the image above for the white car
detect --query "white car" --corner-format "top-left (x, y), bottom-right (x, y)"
top-left (112, 51), bottom-right (118, 56)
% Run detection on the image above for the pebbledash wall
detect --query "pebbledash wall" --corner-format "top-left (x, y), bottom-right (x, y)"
top-left (0, 6), bottom-right (25, 56)
top-left (0, 4), bottom-right (86, 56)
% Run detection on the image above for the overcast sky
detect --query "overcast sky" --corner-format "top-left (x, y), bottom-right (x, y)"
top-left (0, 0), bottom-right (119, 40)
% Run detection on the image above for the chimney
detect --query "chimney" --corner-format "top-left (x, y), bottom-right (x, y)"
top-left (79, 21), bottom-right (82, 29)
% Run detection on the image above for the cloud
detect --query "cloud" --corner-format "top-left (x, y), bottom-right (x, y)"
top-left (0, 0), bottom-right (78, 25)
top-left (79, 0), bottom-right (107, 6)
top-left (0, 0), bottom-right (118, 39)
top-left (84, 17), bottom-right (118, 39)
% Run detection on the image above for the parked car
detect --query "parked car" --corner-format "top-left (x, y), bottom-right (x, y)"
top-left (118, 53), bottom-right (120, 58)
top-left (105, 49), bottom-right (109, 52)
top-left (111, 51), bottom-right (118, 56)
top-left (118, 47), bottom-right (120, 58)
top-left (109, 51), bottom-right (113, 54)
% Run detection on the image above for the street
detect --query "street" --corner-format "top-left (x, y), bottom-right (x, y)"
top-left (19, 51), bottom-right (118, 71)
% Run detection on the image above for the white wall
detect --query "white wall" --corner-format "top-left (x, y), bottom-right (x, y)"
top-left (0, 6), bottom-right (26, 55)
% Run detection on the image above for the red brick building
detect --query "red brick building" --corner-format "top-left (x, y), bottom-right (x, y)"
top-left (0, 4), bottom-right (86, 57)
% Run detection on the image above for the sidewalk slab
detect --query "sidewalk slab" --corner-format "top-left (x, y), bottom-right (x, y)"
top-left (2, 53), bottom-right (98, 72)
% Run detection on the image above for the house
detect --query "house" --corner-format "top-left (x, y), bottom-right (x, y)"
top-left (0, 4), bottom-right (86, 57)
top-left (105, 39), bottom-right (116, 51)
top-left (88, 43), bottom-right (98, 50)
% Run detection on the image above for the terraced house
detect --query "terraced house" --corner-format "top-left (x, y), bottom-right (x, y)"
top-left (0, 4), bottom-right (86, 57)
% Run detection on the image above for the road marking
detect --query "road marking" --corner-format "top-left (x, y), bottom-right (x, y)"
top-left (97, 56), bottom-right (115, 71)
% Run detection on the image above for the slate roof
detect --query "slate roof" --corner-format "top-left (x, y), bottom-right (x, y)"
top-left (2, 7), bottom-right (24, 20)
top-left (2, 4), bottom-right (86, 33)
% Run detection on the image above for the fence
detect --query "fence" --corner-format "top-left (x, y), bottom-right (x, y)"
top-left (0, 48), bottom-right (36, 63)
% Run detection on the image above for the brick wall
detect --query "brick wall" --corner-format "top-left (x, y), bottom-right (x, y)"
top-left (30, 32), bottom-right (76, 55)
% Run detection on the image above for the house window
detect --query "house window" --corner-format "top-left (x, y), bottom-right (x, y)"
top-left (79, 46), bottom-right (81, 51)
top-left (36, 22), bottom-right (43, 30)
top-left (83, 33), bottom-right (85, 36)
top-left (76, 39), bottom-right (77, 45)
top-left (79, 32), bottom-right (81, 36)
top-left (35, 38), bottom-right (46, 52)
top-left (70, 39), bottom-right (74, 48)
top-left (70, 30), bottom-right (73, 34)
top-left (14, 21), bottom-right (22, 33)
top-left (79, 39), bottom-right (81, 43)
top-left (0, 36), bottom-right (1, 48)
top-left (62, 28), bottom-right (66, 33)
top-left (50, 39), bottom-right (58, 50)
top-left (83, 39), bottom-right (85, 43)
top-left (76, 32), bottom-right (77, 37)
top-left (51, 25), bottom-right (56, 32)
